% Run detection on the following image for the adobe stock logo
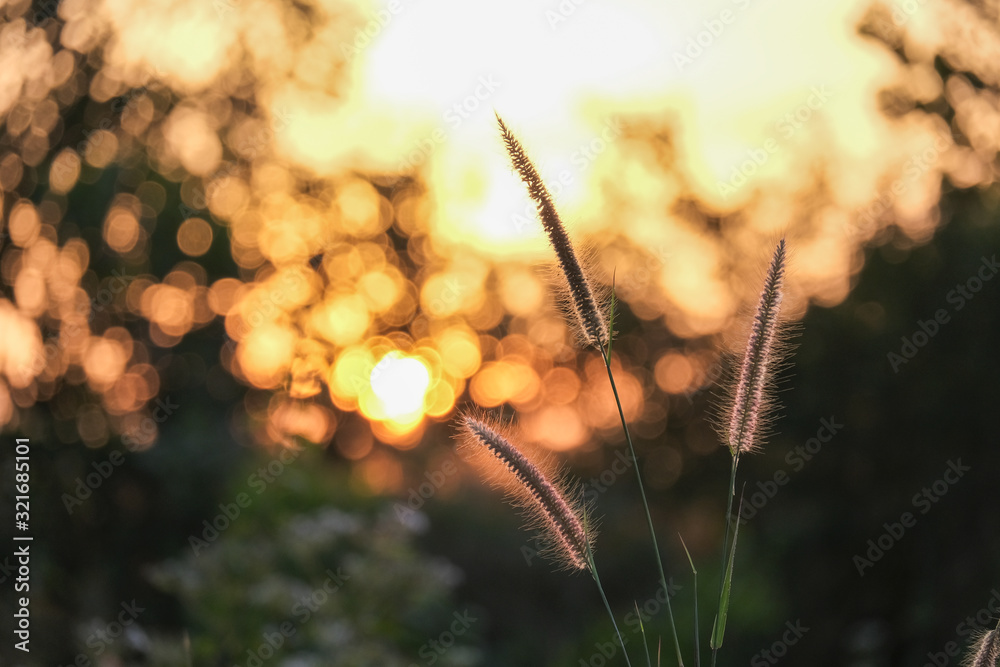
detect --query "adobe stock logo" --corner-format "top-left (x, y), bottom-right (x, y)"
top-left (750, 619), bottom-right (810, 666)
top-left (716, 86), bottom-right (832, 200)
top-left (734, 416), bottom-right (843, 525)
top-left (853, 459), bottom-right (969, 576)
top-left (410, 610), bottom-right (477, 666)
top-left (671, 0), bottom-right (762, 71)
top-left (922, 588), bottom-right (1000, 667)
top-left (393, 457), bottom-right (461, 523)
top-left (887, 254), bottom-right (1000, 373)
top-left (849, 132), bottom-right (951, 240)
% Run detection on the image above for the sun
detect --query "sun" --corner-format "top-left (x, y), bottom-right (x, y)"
top-left (368, 351), bottom-right (431, 424)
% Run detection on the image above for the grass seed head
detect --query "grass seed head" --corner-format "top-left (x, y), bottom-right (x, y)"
top-left (496, 113), bottom-right (609, 350)
top-left (719, 238), bottom-right (790, 456)
top-left (965, 625), bottom-right (1000, 667)
top-left (457, 412), bottom-right (592, 571)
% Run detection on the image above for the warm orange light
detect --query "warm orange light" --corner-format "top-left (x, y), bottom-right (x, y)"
top-left (523, 405), bottom-right (589, 452)
top-left (655, 352), bottom-right (695, 395)
top-left (310, 295), bottom-right (371, 347)
top-left (84, 337), bottom-right (127, 392)
top-left (0, 300), bottom-right (43, 391)
top-left (469, 360), bottom-right (540, 408)
top-left (104, 209), bottom-right (140, 254)
top-left (541, 367), bottom-right (581, 405)
top-left (337, 179), bottom-right (390, 237)
top-left (358, 270), bottom-right (400, 313)
top-left (236, 323), bottom-right (297, 388)
top-left (367, 351), bottom-right (430, 424)
top-left (437, 327), bottom-right (481, 379)
top-left (163, 108), bottom-right (222, 177)
top-left (49, 149), bottom-right (81, 194)
top-left (5, 0), bottom-right (988, 454)
top-left (8, 201), bottom-right (40, 248)
top-left (177, 218), bottom-right (214, 257)
top-left (13, 266), bottom-right (46, 317)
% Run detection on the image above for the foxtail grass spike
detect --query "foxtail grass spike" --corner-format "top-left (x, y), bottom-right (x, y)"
top-left (608, 270), bottom-right (617, 358)
top-left (496, 113), bottom-right (608, 349)
top-left (966, 625), bottom-right (1000, 667)
top-left (459, 414), bottom-right (591, 571)
top-left (726, 238), bottom-right (786, 455)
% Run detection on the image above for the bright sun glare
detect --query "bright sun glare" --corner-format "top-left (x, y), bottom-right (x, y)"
top-left (3, 0), bottom-right (995, 471)
top-left (369, 351), bottom-right (431, 423)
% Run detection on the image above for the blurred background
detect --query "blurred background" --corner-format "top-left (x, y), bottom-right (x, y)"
top-left (1, 0), bottom-right (999, 664)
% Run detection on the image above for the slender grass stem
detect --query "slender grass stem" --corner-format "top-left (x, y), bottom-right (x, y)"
top-left (718, 453), bottom-right (741, 587)
top-left (692, 574), bottom-right (700, 667)
top-left (635, 601), bottom-right (652, 667)
top-left (602, 346), bottom-right (684, 666)
top-left (710, 453), bottom-right (740, 667)
top-left (588, 548), bottom-right (633, 667)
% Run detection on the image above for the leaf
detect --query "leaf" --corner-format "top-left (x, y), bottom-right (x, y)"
top-left (635, 600), bottom-right (652, 667)
top-left (710, 493), bottom-right (744, 650)
top-left (679, 534), bottom-right (700, 667)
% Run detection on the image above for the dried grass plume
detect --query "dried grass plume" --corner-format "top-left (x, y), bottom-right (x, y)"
top-left (496, 113), bottom-right (609, 350)
top-left (719, 238), bottom-right (789, 455)
top-left (965, 625), bottom-right (1000, 667)
top-left (457, 413), bottom-right (592, 571)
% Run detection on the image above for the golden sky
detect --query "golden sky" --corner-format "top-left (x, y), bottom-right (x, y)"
top-left (2, 0), bottom-right (997, 485)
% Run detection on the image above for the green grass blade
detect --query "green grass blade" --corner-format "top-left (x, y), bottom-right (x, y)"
top-left (710, 491), bottom-right (744, 650)
top-left (679, 534), bottom-right (700, 667)
top-left (635, 600), bottom-right (652, 667)
top-left (710, 453), bottom-right (741, 667)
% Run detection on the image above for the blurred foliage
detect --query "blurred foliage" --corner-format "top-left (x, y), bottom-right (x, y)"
top-left (145, 448), bottom-right (481, 666)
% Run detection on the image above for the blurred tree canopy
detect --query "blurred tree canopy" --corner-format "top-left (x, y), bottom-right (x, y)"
top-left (1, 0), bottom-right (1000, 664)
